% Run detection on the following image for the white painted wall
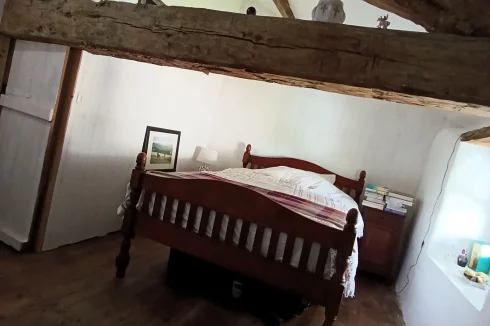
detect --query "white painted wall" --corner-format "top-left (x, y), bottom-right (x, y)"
top-left (43, 54), bottom-right (226, 250)
top-left (208, 75), bottom-right (482, 195)
top-left (397, 128), bottom-right (490, 325)
top-left (431, 142), bottom-right (490, 250)
top-left (43, 0), bottom-right (249, 250)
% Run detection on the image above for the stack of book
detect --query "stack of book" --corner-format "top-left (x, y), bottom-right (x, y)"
top-left (362, 184), bottom-right (388, 210)
top-left (385, 191), bottom-right (414, 216)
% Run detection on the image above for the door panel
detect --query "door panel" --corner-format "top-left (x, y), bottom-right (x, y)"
top-left (0, 41), bottom-right (67, 250)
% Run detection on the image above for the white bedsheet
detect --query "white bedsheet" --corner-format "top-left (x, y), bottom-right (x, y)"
top-left (118, 166), bottom-right (363, 297)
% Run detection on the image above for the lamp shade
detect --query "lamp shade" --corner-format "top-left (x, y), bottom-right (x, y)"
top-left (197, 148), bottom-right (218, 165)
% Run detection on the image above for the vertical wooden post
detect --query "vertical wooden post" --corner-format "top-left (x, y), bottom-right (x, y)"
top-left (30, 48), bottom-right (82, 252)
top-left (0, 35), bottom-right (12, 95)
top-left (355, 170), bottom-right (366, 205)
top-left (323, 208), bottom-right (358, 326)
top-left (115, 152), bottom-right (146, 278)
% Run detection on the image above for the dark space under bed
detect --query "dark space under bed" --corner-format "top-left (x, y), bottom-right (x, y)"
top-left (167, 249), bottom-right (310, 324)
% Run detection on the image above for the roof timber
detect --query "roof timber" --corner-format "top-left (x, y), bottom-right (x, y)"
top-left (461, 126), bottom-right (490, 143)
top-left (1, 0), bottom-right (490, 116)
top-left (273, 0), bottom-right (295, 19)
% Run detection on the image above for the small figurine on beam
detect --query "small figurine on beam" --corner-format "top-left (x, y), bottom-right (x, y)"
top-left (377, 14), bottom-right (391, 29)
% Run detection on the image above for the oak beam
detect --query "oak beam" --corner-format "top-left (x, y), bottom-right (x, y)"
top-left (2, 1), bottom-right (490, 116)
top-left (0, 34), bottom-right (12, 91)
top-left (273, 0), bottom-right (295, 19)
top-left (461, 126), bottom-right (490, 142)
top-left (363, 0), bottom-right (490, 37)
top-left (148, 0), bottom-right (166, 5)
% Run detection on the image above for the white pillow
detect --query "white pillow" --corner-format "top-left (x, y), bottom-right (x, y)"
top-left (321, 174), bottom-right (336, 184)
top-left (257, 166), bottom-right (335, 189)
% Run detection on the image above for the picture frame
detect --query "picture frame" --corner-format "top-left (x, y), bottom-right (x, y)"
top-left (142, 126), bottom-right (181, 171)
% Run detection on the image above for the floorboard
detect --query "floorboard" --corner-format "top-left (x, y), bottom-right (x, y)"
top-left (0, 235), bottom-right (405, 326)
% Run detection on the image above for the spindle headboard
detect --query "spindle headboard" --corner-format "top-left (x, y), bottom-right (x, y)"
top-left (242, 144), bottom-right (366, 205)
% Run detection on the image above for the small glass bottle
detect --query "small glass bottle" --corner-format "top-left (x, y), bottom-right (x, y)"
top-left (457, 249), bottom-right (468, 267)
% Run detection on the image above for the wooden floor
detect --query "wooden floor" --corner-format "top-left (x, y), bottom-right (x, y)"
top-left (0, 235), bottom-right (404, 326)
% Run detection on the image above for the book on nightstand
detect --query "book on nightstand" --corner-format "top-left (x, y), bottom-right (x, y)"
top-left (362, 184), bottom-right (388, 210)
top-left (384, 190), bottom-right (414, 216)
top-left (365, 193), bottom-right (385, 201)
top-left (362, 200), bottom-right (385, 210)
top-left (386, 191), bottom-right (414, 203)
top-left (366, 184), bottom-right (389, 193)
top-left (365, 187), bottom-right (388, 196)
top-left (385, 207), bottom-right (407, 216)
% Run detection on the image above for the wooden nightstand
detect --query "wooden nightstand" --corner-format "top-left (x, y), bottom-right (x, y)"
top-left (359, 206), bottom-right (407, 281)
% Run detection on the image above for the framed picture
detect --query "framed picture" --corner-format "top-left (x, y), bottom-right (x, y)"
top-left (142, 126), bottom-right (181, 171)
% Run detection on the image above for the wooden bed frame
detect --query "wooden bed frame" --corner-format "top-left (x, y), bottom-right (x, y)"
top-left (115, 145), bottom-right (366, 326)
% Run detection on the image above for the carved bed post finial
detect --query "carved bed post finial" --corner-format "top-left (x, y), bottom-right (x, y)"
top-left (359, 170), bottom-right (366, 181)
top-left (353, 170), bottom-right (367, 205)
top-left (242, 144), bottom-right (252, 168)
top-left (136, 152), bottom-right (147, 170)
top-left (344, 208), bottom-right (358, 233)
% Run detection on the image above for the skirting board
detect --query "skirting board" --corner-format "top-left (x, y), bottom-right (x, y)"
top-left (0, 226), bottom-right (28, 251)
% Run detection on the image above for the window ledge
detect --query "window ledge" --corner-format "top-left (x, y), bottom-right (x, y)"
top-left (430, 255), bottom-right (488, 311)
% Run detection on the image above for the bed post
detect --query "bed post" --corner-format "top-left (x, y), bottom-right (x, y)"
top-left (242, 144), bottom-right (252, 168)
top-left (358, 170), bottom-right (366, 185)
top-left (354, 170), bottom-right (367, 204)
top-left (323, 208), bottom-right (358, 326)
top-left (115, 152), bottom-right (147, 278)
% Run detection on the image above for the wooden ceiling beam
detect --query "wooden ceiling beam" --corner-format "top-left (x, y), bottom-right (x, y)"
top-left (272, 0), bottom-right (295, 19)
top-left (147, 0), bottom-right (166, 5)
top-left (2, 0), bottom-right (490, 116)
top-left (363, 0), bottom-right (490, 37)
top-left (461, 126), bottom-right (490, 142)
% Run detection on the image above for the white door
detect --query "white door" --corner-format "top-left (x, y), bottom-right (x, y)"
top-left (0, 41), bottom-right (67, 250)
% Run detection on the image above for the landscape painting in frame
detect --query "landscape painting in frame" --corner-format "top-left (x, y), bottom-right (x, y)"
top-left (142, 126), bottom-right (181, 171)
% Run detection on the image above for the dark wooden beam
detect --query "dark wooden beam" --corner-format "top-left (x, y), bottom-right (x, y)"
top-left (461, 126), bottom-right (490, 142)
top-left (1, 0), bottom-right (490, 116)
top-left (31, 48), bottom-right (82, 252)
top-left (0, 35), bottom-right (12, 93)
top-left (147, 0), bottom-right (166, 5)
top-left (363, 0), bottom-right (490, 37)
top-left (273, 0), bottom-right (295, 19)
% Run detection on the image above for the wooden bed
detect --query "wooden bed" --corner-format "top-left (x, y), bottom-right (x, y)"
top-left (115, 144), bottom-right (366, 326)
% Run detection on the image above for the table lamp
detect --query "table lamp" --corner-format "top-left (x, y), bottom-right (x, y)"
top-left (197, 148), bottom-right (218, 172)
